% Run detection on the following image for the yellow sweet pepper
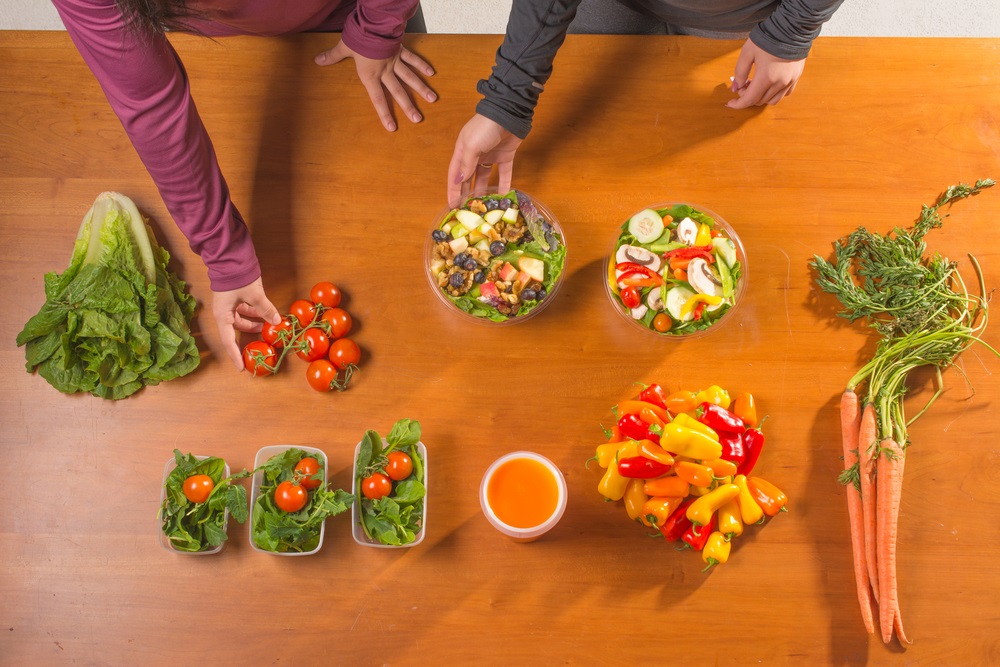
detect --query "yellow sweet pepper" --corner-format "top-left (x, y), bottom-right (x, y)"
top-left (624, 479), bottom-right (651, 525)
top-left (686, 483), bottom-right (740, 526)
top-left (658, 422), bottom-right (723, 460)
top-left (718, 499), bottom-right (744, 538)
top-left (735, 474), bottom-right (764, 524)
top-left (696, 385), bottom-right (731, 410)
top-left (702, 531), bottom-right (731, 570)
top-left (597, 441), bottom-right (638, 501)
top-left (671, 413), bottom-right (719, 441)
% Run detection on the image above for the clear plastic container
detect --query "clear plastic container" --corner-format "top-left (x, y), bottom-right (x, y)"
top-left (351, 440), bottom-right (427, 548)
top-left (158, 455), bottom-right (231, 555)
top-left (425, 188), bottom-right (568, 325)
top-left (249, 445), bottom-right (328, 556)
top-left (605, 202), bottom-right (748, 340)
top-left (480, 451), bottom-right (567, 543)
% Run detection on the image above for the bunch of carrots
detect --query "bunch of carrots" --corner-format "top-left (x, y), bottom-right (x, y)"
top-left (811, 180), bottom-right (998, 645)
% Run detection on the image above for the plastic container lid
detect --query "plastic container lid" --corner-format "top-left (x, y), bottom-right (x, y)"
top-left (248, 444), bottom-right (328, 556)
top-left (480, 451), bottom-right (567, 542)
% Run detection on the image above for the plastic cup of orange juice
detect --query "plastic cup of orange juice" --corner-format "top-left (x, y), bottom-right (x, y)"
top-left (480, 451), bottom-right (567, 542)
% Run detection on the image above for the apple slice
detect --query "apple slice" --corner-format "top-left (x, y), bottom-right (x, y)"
top-left (518, 256), bottom-right (544, 282)
top-left (448, 235), bottom-right (469, 254)
top-left (455, 209), bottom-right (487, 230)
top-left (479, 282), bottom-right (500, 300)
top-left (498, 262), bottom-right (519, 282)
top-left (501, 207), bottom-right (519, 224)
top-left (484, 209), bottom-right (504, 225)
top-left (515, 270), bottom-right (533, 289)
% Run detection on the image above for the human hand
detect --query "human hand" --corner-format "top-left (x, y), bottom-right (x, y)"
top-left (447, 114), bottom-right (523, 207)
top-left (314, 40), bottom-right (437, 132)
top-left (211, 277), bottom-right (282, 371)
top-left (727, 39), bottom-right (806, 109)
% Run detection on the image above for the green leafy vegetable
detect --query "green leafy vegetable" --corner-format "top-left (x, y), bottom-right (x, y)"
top-left (15, 192), bottom-right (199, 399)
top-left (355, 419), bottom-right (427, 546)
top-left (250, 448), bottom-right (352, 553)
top-left (159, 450), bottom-right (249, 553)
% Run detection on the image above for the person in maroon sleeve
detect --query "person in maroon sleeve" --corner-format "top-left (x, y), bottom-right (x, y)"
top-left (446, 0), bottom-right (844, 206)
top-left (52, 0), bottom-right (437, 370)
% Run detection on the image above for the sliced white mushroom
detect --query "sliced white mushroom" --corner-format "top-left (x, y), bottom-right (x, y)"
top-left (645, 287), bottom-right (664, 311)
top-left (676, 217), bottom-right (699, 246)
top-left (630, 304), bottom-right (649, 320)
top-left (616, 244), bottom-right (663, 273)
top-left (687, 258), bottom-right (723, 297)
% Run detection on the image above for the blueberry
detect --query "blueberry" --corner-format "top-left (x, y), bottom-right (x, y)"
top-left (485, 199), bottom-right (500, 211)
top-left (463, 259), bottom-right (477, 271)
top-left (521, 288), bottom-right (537, 301)
top-left (448, 273), bottom-right (464, 288)
top-left (454, 252), bottom-right (469, 266)
top-left (432, 229), bottom-right (448, 242)
top-left (489, 241), bottom-right (505, 256)
top-left (474, 270), bottom-right (486, 283)
top-left (498, 198), bottom-right (511, 209)
top-left (536, 287), bottom-right (546, 300)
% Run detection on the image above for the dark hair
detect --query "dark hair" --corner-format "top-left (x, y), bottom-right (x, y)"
top-left (114, 0), bottom-right (206, 35)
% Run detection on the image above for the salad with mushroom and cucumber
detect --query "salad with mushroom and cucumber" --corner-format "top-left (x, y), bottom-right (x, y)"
top-left (608, 203), bottom-right (743, 336)
top-left (429, 191), bottom-right (566, 322)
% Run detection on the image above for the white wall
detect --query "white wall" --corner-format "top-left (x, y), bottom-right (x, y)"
top-left (4, 0), bottom-right (1000, 35)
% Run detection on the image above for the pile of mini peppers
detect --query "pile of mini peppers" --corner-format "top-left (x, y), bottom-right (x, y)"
top-left (590, 383), bottom-right (788, 571)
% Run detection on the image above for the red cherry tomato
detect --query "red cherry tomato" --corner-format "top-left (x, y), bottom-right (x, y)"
top-left (274, 481), bottom-right (308, 512)
top-left (294, 457), bottom-right (323, 490)
top-left (296, 327), bottom-right (330, 362)
top-left (289, 299), bottom-right (318, 328)
top-left (182, 474), bottom-right (215, 503)
top-left (306, 359), bottom-right (337, 392)
top-left (261, 316), bottom-right (295, 349)
top-left (620, 286), bottom-right (641, 309)
top-left (321, 307), bottom-right (352, 339)
top-left (242, 341), bottom-right (277, 376)
top-left (386, 451), bottom-right (414, 481)
top-left (361, 473), bottom-right (392, 500)
top-left (329, 338), bottom-right (361, 370)
top-left (310, 282), bottom-right (341, 309)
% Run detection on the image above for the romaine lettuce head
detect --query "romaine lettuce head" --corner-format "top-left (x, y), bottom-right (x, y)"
top-left (16, 192), bottom-right (199, 399)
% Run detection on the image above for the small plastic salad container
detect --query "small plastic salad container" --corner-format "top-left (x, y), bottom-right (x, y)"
top-left (351, 440), bottom-right (428, 548)
top-left (158, 454), bottom-right (231, 555)
top-left (249, 445), bottom-right (328, 556)
top-left (606, 202), bottom-right (747, 339)
top-left (426, 188), bottom-right (568, 324)
top-left (480, 451), bottom-right (568, 543)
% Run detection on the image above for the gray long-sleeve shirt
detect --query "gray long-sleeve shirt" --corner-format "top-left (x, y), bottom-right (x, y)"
top-left (476, 0), bottom-right (845, 139)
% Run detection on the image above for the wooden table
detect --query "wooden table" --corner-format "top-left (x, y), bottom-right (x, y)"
top-left (2, 31), bottom-right (999, 665)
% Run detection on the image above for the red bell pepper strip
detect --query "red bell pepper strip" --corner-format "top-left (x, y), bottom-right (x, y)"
top-left (617, 456), bottom-right (671, 479)
top-left (736, 428), bottom-right (765, 476)
top-left (696, 402), bottom-right (745, 434)
top-left (659, 499), bottom-right (695, 542)
top-left (681, 515), bottom-right (717, 551)
top-left (718, 430), bottom-right (746, 467)
top-left (615, 262), bottom-right (662, 278)
top-left (619, 275), bottom-right (663, 288)
top-left (663, 246), bottom-right (715, 261)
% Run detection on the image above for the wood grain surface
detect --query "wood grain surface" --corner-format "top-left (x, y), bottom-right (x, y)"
top-left (2, 31), bottom-right (1000, 666)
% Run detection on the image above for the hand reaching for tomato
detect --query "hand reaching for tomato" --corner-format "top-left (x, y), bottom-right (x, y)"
top-left (213, 277), bottom-right (282, 371)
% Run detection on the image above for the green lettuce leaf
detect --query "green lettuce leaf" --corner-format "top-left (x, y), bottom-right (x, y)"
top-left (16, 192), bottom-right (199, 399)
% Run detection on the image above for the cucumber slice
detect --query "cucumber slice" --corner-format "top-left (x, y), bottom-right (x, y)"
top-left (717, 252), bottom-right (735, 298)
top-left (628, 209), bottom-right (665, 244)
top-left (664, 286), bottom-right (696, 322)
top-left (712, 237), bottom-right (737, 267)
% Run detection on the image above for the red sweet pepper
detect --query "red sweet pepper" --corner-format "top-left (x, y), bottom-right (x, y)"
top-left (718, 430), bottom-right (746, 467)
top-left (736, 428), bottom-right (765, 476)
top-left (696, 402), bottom-right (745, 434)
top-left (638, 383), bottom-right (669, 410)
top-left (617, 413), bottom-right (660, 444)
top-left (681, 515), bottom-right (717, 551)
top-left (615, 262), bottom-right (663, 281)
top-left (663, 246), bottom-right (715, 262)
top-left (659, 499), bottom-right (695, 542)
top-left (617, 456), bottom-right (671, 479)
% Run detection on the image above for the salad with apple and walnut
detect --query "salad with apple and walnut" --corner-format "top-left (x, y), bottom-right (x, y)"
top-left (429, 191), bottom-right (566, 322)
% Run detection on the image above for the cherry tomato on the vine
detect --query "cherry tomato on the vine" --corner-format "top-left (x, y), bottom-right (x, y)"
top-left (296, 327), bottom-right (330, 362)
top-left (182, 474), bottom-right (215, 503)
top-left (306, 359), bottom-right (337, 392)
top-left (261, 316), bottom-right (295, 349)
top-left (294, 457), bottom-right (323, 490)
top-left (386, 451), bottom-right (414, 481)
top-left (329, 338), bottom-right (361, 370)
top-left (361, 472), bottom-right (392, 500)
top-left (289, 299), bottom-right (318, 328)
top-left (274, 480), bottom-right (308, 513)
top-left (243, 341), bottom-right (277, 376)
top-left (310, 282), bottom-right (341, 309)
top-left (321, 307), bottom-right (352, 339)
top-left (621, 285), bottom-right (641, 309)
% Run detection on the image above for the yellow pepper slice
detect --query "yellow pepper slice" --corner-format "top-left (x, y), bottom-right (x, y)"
top-left (695, 223), bottom-right (713, 247)
top-left (680, 293), bottom-right (724, 318)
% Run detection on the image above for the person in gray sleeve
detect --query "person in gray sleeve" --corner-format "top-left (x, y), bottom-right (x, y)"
top-left (446, 0), bottom-right (845, 205)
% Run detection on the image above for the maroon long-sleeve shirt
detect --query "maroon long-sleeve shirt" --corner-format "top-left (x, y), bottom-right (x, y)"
top-left (53, 0), bottom-right (417, 291)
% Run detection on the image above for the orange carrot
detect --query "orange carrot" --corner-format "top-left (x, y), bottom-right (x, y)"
top-left (858, 403), bottom-right (879, 604)
top-left (840, 390), bottom-right (875, 634)
top-left (876, 437), bottom-right (910, 645)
